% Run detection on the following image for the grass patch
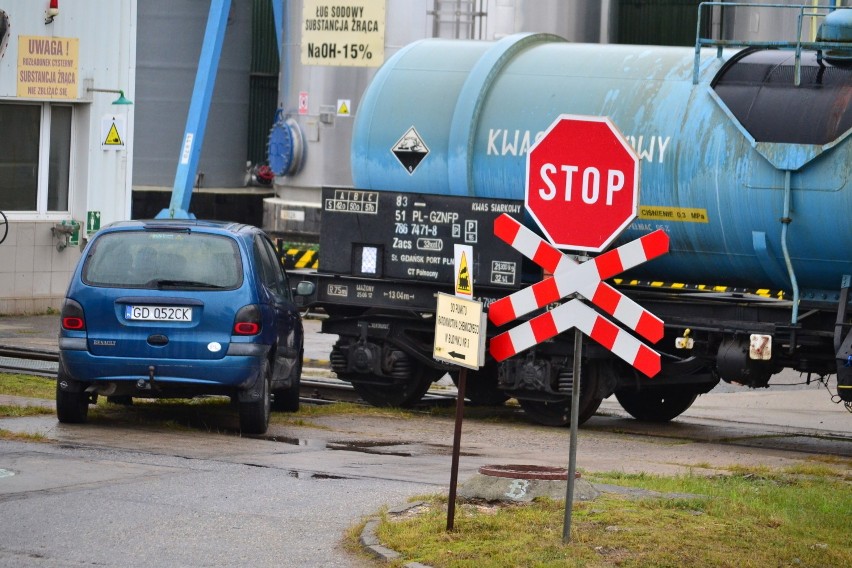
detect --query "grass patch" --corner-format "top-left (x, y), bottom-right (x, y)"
top-left (0, 404), bottom-right (54, 418)
top-left (370, 468), bottom-right (852, 567)
top-left (0, 429), bottom-right (48, 443)
top-left (0, 371), bottom-right (423, 434)
top-left (0, 373), bottom-right (55, 399)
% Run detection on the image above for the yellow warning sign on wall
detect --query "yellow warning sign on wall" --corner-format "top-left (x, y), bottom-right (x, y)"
top-left (104, 123), bottom-right (122, 145)
top-left (100, 115), bottom-right (126, 149)
top-left (337, 99), bottom-right (351, 116)
top-left (17, 36), bottom-right (79, 99)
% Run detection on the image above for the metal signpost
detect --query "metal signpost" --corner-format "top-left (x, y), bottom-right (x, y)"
top-left (491, 114), bottom-right (665, 543)
top-left (435, 251), bottom-right (486, 531)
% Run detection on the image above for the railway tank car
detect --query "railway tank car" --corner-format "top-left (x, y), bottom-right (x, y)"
top-left (352, 19), bottom-right (852, 295)
top-left (322, 6), bottom-right (852, 425)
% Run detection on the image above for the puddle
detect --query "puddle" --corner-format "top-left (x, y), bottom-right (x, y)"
top-left (256, 436), bottom-right (481, 458)
top-left (287, 470), bottom-right (346, 480)
top-left (0, 468), bottom-right (15, 480)
top-left (256, 435), bottom-right (327, 449)
top-left (327, 440), bottom-right (479, 458)
top-left (327, 440), bottom-right (416, 457)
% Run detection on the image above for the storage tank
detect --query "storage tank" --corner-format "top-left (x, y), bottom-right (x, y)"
top-left (351, 19), bottom-right (852, 293)
top-left (267, 0), bottom-right (605, 236)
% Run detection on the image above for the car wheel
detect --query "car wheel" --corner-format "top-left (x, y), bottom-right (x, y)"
top-left (239, 360), bottom-right (271, 434)
top-left (56, 380), bottom-right (89, 424)
top-left (272, 356), bottom-right (301, 413)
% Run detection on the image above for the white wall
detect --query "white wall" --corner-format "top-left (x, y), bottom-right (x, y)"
top-left (0, 0), bottom-right (136, 314)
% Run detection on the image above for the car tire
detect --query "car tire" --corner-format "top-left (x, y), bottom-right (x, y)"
top-left (239, 360), bottom-right (271, 434)
top-left (272, 356), bottom-right (301, 413)
top-left (56, 380), bottom-right (89, 424)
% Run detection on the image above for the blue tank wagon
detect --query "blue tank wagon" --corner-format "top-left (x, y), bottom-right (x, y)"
top-left (311, 6), bottom-right (852, 425)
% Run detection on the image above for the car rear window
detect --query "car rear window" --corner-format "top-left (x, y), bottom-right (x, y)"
top-left (83, 230), bottom-right (243, 290)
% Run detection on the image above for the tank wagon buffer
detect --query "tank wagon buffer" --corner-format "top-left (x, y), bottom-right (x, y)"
top-left (300, 5), bottom-right (852, 425)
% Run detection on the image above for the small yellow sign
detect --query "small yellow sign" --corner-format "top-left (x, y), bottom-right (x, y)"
top-left (639, 206), bottom-right (709, 223)
top-left (100, 115), bottom-right (127, 150)
top-left (456, 252), bottom-right (471, 296)
top-left (454, 244), bottom-right (473, 299)
top-left (104, 123), bottom-right (123, 145)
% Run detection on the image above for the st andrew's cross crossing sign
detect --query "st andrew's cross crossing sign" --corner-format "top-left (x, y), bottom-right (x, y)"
top-left (487, 214), bottom-right (668, 377)
top-left (525, 114), bottom-right (639, 252)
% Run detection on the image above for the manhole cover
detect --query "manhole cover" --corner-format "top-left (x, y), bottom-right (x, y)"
top-left (478, 464), bottom-right (579, 480)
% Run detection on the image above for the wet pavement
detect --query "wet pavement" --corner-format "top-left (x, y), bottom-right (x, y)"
top-left (1, 313), bottom-right (850, 567)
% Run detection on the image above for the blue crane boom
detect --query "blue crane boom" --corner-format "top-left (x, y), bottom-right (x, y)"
top-left (156, 0), bottom-right (232, 219)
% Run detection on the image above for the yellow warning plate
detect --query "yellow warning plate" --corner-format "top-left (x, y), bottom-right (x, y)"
top-left (639, 206), bottom-right (709, 223)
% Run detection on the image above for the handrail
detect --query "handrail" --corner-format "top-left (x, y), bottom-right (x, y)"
top-left (692, 2), bottom-right (842, 85)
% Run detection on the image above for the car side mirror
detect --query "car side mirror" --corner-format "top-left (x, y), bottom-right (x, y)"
top-left (294, 281), bottom-right (315, 297)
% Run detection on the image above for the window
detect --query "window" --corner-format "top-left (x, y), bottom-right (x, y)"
top-left (0, 102), bottom-right (73, 215)
top-left (254, 235), bottom-right (291, 300)
top-left (83, 231), bottom-right (242, 290)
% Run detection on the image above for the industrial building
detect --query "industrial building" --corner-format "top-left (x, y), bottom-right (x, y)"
top-left (0, 1), bottom-right (839, 314)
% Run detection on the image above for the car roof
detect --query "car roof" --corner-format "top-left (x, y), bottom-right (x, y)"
top-left (97, 219), bottom-right (258, 236)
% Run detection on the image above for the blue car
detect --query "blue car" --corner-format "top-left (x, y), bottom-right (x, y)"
top-left (57, 220), bottom-right (311, 434)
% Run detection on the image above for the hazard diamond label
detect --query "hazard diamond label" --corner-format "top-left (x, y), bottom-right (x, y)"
top-left (392, 126), bottom-right (429, 174)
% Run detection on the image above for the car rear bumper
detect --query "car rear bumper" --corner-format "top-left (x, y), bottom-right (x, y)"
top-left (59, 347), bottom-right (267, 389)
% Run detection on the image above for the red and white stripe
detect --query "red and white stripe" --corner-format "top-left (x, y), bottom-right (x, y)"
top-left (489, 299), bottom-right (661, 377)
top-left (489, 214), bottom-right (667, 343)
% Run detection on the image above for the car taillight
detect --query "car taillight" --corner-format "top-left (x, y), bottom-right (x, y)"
top-left (61, 299), bottom-right (86, 331)
top-left (233, 304), bottom-right (261, 335)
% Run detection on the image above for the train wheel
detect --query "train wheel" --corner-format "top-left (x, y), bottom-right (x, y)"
top-left (451, 361), bottom-right (509, 406)
top-left (518, 365), bottom-right (603, 426)
top-left (614, 387), bottom-right (698, 422)
top-left (349, 370), bottom-right (434, 408)
top-left (518, 395), bottom-right (602, 427)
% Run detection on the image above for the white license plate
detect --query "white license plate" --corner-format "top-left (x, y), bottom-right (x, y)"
top-left (125, 305), bottom-right (193, 322)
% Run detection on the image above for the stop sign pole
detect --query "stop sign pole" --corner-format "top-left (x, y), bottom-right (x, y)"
top-left (522, 114), bottom-right (642, 542)
top-left (525, 114), bottom-right (639, 253)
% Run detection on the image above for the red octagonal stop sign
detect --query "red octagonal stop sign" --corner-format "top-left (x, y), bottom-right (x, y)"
top-left (525, 115), bottom-right (639, 252)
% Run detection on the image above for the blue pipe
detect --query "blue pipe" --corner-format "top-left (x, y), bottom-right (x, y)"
top-left (780, 170), bottom-right (800, 324)
top-left (157, 0), bottom-right (232, 219)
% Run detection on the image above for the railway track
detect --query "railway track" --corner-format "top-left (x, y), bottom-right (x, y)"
top-left (3, 345), bottom-right (850, 461)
